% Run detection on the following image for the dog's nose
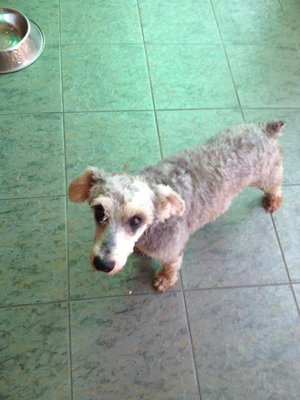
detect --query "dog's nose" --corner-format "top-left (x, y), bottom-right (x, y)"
top-left (93, 256), bottom-right (115, 273)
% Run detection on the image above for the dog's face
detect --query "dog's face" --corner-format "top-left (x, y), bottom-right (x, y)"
top-left (68, 167), bottom-right (185, 275)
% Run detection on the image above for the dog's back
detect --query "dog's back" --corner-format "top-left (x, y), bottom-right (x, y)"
top-left (141, 122), bottom-right (284, 234)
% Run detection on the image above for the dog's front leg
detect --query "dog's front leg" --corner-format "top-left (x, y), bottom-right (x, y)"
top-left (153, 252), bottom-right (183, 292)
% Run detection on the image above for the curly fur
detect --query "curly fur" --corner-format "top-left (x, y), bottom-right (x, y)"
top-left (69, 121), bottom-right (284, 292)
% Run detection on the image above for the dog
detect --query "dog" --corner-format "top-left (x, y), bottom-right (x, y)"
top-left (68, 121), bottom-right (284, 292)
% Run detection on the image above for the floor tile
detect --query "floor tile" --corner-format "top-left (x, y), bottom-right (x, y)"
top-left (147, 44), bottom-right (238, 109)
top-left (1, 0), bottom-right (300, 397)
top-left (65, 111), bottom-right (160, 180)
top-left (0, 303), bottom-right (69, 400)
top-left (71, 293), bottom-right (199, 400)
top-left (157, 109), bottom-right (243, 157)
top-left (226, 45), bottom-right (300, 107)
top-left (0, 114), bottom-right (65, 198)
top-left (213, 0), bottom-right (295, 45)
top-left (62, 45), bottom-right (152, 111)
top-left (68, 201), bottom-right (181, 300)
top-left (60, 0), bottom-right (142, 44)
top-left (243, 109), bottom-right (300, 185)
top-left (1, 0), bottom-right (60, 44)
top-left (181, 189), bottom-right (287, 289)
top-left (280, 0), bottom-right (300, 45)
top-left (139, 0), bottom-right (220, 44)
top-left (0, 197), bottom-right (67, 305)
top-left (272, 186), bottom-right (300, 282)
top-left (185, 286), bottom-right (300, 400)
top-left (0, 45), bottom-right (62, 114)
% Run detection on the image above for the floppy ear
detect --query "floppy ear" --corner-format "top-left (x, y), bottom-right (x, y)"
top-left (154, 184), bottom-right (186, 221)
top-left (68, 167), bottom-right (104, 203)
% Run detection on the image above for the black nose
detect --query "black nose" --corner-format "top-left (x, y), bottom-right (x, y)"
top-left (93, 256), bottom-right (115, 273)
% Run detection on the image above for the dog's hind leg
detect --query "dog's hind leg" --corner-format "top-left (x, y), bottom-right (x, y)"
top-left (153, 252), bottom-right (183, 292)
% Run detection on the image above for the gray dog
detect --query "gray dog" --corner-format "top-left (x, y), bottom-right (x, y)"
top-left (69, 121), bottom-right (284, 292)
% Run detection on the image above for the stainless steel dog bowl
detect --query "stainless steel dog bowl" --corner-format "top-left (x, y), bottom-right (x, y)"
top-left (0, 8), bottom-right (45, 74)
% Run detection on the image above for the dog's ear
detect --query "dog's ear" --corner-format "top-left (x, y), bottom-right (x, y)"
top-left (68, 167), bottom-right (104, 203)
top-left (154, 184), bottom-right (186, 221)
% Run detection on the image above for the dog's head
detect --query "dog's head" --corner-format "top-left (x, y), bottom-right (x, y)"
top-left (68, 167), bottom-right (185, 275)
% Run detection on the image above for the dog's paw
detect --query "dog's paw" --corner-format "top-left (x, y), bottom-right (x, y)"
top-left (262, 194), bottom-right (282, 213)
top-left (152, 271), bottom-right (178, 292)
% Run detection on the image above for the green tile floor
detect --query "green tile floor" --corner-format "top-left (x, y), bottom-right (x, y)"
top-left (1, 1), bottom-right (300, 399)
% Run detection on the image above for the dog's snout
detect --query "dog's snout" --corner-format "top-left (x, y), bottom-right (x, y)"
top-left (93, 256), bottom-right (115, 273)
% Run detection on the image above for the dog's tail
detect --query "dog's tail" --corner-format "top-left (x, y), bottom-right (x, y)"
top-left (265, 120), bottom-right (285, 138)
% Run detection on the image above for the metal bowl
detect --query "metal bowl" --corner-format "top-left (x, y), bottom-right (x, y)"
top-left (0, 8), bottom-right (45, 74)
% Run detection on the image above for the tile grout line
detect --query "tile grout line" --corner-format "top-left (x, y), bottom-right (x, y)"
top-left (45, 42), bottom-right (300, 47)
top-left (0, 299), bottom-right (68, 309)
top-left (183, 281), bottom-right (293, 292)
top-left (2, 281), bottom-right (299, 309)
top-left (0, 194), bottom-right (66, 201)
top-left (270, 214), bottom-right (300, 316)
top-left (209, 0), bottom-right (245, 122)
top-left (180, 274), bottom-right (203, 400)
top-left (2, 106), bottom-right (300, 118)
top-left (58, 1), bottom-right (74, 398)
top-left (136, 0), bottom-right (164, 160)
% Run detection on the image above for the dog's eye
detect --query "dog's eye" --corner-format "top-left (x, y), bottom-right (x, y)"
top-left (94, 204), bottom-right (107, 223)
top-left (129, 216), bottom-right (143, 230)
